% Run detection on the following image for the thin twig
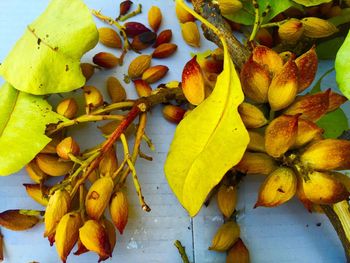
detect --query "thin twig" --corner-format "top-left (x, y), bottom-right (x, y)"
top-left (119, 4), bottom-right (142, 22)
top-left (249, 0), bottom-right (260, 42)
top-left (174, 240), bottom-right (190, 263)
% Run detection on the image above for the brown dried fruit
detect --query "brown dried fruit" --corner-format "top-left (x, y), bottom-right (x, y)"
top-left (182, 56), bottom-right (205, 105)
top-left (235, 152), bottom-right (278, 175)
top-left (107, 76), bottom-right (126, 103)
top-left (295, 47), bottom-right (318, 92)
top-left (56, 98), bottom-right (78, 119)
top-left (124, 22), bottom-right (151, 38)
top-left (119, 0), bottom-right (133, 17)
top-left (142, 65), bottom-right (169, 83)
top-left (80, 63), bottom-right (95, 81)
top-left (128, 55), bottom-right (152, 79)
top-left (134, 79), bottom-right (152, 97)
top-left (226, 238), bottom-right (250, 263)
top-left (152, 43), bottom-right (178, 59)
top-left (93, 52), bottom-right (119, 69)
top-left (131, 31), bottom-right (157, 51)
top-left (148, 6), bottom-right (162, 32)
top-left (238, 103), bottom-right (268, 129)
top-left (0, 210), bottom-right (40, 231)
top-left (181, 22), bottom-right (200, 47)
top-left (98, 27), bottom-right (122, 48)
top-left (153, 29), bottom-right (172, 47)
top-left (162, 105), bottom-right (186, 124)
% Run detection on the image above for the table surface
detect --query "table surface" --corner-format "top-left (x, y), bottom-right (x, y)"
top-left (0, 1), bottom-right (347, 262)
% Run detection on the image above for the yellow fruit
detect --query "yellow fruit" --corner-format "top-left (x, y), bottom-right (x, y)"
top-left (23, 184), bottom-right (49, 206)
top-left (247, 130), bottom-right (265, 152)
top-left (217, 184), bottom-right (237, 218)
top-left (36, 154), bottom-right (73, 177)
top-left (148, 6), bottom-right (162, 32)
top-left (235, 152), bottom-right (277, 175)
top-left (56, 137), bottom-right (80, 160)
top-left (142, 65), bottom-right (169, 84)
top-left (56, 98), bottom-right (78, 119)
top-left (110, 191), bottom-right (129, 234)
top-left (98, 27), bottom-right (122, 48)
top-left (181, 22), bottom-right (200, 47)
top-left (238, 103), bottom-right (268, 129)
top-left (278, 18), bottom-right (304, 43)
top-left (218, 0), bottom-right (243, 15)
top-left (175, 1), bottom-right (195, 23)
top-left (107, 76), bottom-right (126, 103)
top-left (209, 221), bottom-right (240, 251)
top-left (128, 55), bottom-right (152, 79)
top-left (25, 160), bottom-right (47, 183)
top-left (226, 238), bottom-right (250, 263)
top-left (301, 17), bottom-right (338, 38)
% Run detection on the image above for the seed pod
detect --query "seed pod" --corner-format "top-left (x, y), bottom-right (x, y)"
top-left (268, 60), bottom-right (298, 111)
top-left (284, 90), bottom-right (330, 122)
top-left (181, 22), bottom-right (200, 48)
top-left (200, 58), bottom-right (224, 74)
top-left (256, 28), bottom-right (273, 47)
top-left (265, 114), bottom-right (299, 158)
top-left (25, 160), bottom-right (47, 183)
top-left (56, 137), bottom-right (80, 160)
top-left (55, 212), bottom-right (82, 263)
top-left (128, 55), bottom-right (152, 79)
top-left (153, 29), bottom-right (172, 47)
top-left (292, 119), bottom-right (323, 148)
top-left (85, 177), bottom-right (114, 220)
top-left (301, 139), bottom-right (350, 170)
top-left (182, 56), bottom-right (206, 105)
top-left (107, 76), bottom-right (126, 103)
top-left (83, 86), bottom-right (104, 111)
top-left (98, 27), bottom-right (122, 48)
top-left (152, 43), bottom-right (178, 59)
top-left (131, 31), bottom-right (157, 51)
top-left (278, 18), bottom-right (304, 43)
top-left (255, 167), bottom-right (297, 207)
top-left (44, 189), bottom-right (71, 237)
top-left (333, 172), bottom-right (350, 192)
top-left (175, 1), bottom-right (195, 23)
top-left (252, 45), bottom-right (283, 76)
top-left (24, 184), bottom-right (49, 206)
top-left (119, 0), bottom-right (132, 17)
top-left (124, 22), bottom-right (151, 38)
top-left (79, 220), bottom-right (111, 260)
top-left (142, 65), bottom-right (169, 84)
top-left (110, 191), bottom-right (129, 234)
top-left (295, 47), bottom-right (318, 92)
top-left (93, 52), bottom-right (119, 69)
top-left (240, 57), bottom-right (270, 103)
top-left (301, 17), bottom-right (338, 38)
top-left (134, 79), bottom-right (152, 97)
top-left (148, 6), bottom-right (162, 32)
top-left (302, 171), bottom-right (349, 204)
top-left (80, 63), bottom-right (95, 81)
top-left (36, 154), bottom-right (73, 177)
top-left (226, 238), bottom-right (250, 263)
top-left (162, 105), bottom-right (186, 124)
top-left (296, 175), bottom-right (313, 212)
top-left (56, 98), bottom-right (78, 119)
top-left (328, 91), bottom-right (347, 112)
top-left (235, 152), bottom-right (277, 175)
top-left (102, 219), bottom-right (117, 253)
top-left (218, 0), bottom-right (243, 15)
top-left (209, 221), bottom-right (240, 251)
top-left (99, 147), bottom-right (118, 177)
top-left (247, 130), bottom-right (265, 152)
top-left (0, 210), bottom-right (39, 231)
top-left (238, 103), bottom-right (268, 129)
top-left (217, 184), bottom-right (237, 218)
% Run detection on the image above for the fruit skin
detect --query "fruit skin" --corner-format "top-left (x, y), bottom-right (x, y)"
top-left (217, 184), bottom-right (237, 218)
top-left (80, 63), bottom-right (95, 81)
top-left (56, 98), bottom-right (78, 119)
top-left (162, 105), bottom-right (186, 124)
top-left (209, 221), bottom-right (240, 252)
top-left (56, 137), bottom-right (80, 160)
top-left (142, 65), bottom-right (169, 84)
top-left (182, 56), bottom-right (205, 105)
top-left (278, 18), bottom-right (304, 43)
top-left (218, 0), bottom-right (243, 16)
top-left (98, 27), bottom-right (122, 48)
top-left (295, 47), bottom-right (318, 92)
top-left (301, 17), bottom-right (338, 38)
top-left (23, 183), bottom-right (49, 206)
top-left (153, 29), bottom-right (172, 48)
top-left (235, 152), bottom-right (277, 175)
top-left (226, 238), bottom-right (250, 263)
top-left (181, 22), bottom-right (200, 47)
top-left (93, 52), bottom-right (119, 69)
top-left (152, 43), bottom-right (178, 59)
top-left (110, 191), bottom-right (129, 234)
top-left (107, 76), bottom-right (126, 103)
top-left (238, 103), bottom-right (267, 129)
top-left (128, 55), bottom-right (152, 79)
top-left (134, 79), bottom-right (152, 97)
top-left (148, 6), bottom-right (162, 32)
top-left (36, 154), bottom-right (73, 177)
top-left (175, 1), bottom-right (195, 23)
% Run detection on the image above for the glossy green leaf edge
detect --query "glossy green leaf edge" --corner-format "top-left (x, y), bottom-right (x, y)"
top-left (336, 30), bottom-right (350, 100)
top-left (292, 0), bottom-right (332, 7)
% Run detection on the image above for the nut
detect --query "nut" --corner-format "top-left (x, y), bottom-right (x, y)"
top-left (83, 86), bottom-right (104, 112)
top-left (148, 6), bottom-right (162, 32)
top-left (124, 22), bottom-right (151, 38)
top-left (218, 0), bottom-right (243, 15)
top-left (238, 102), bottom-right (268, 129)
top-left (109, 191), bottom-right (129, 234)
top-left (209, 221), bottom-right (240, 252)
top-left (182, 56), bottom-right (205, 105)
top-left (181, 22), bottom-right (200, 47)
top-left (153, 29), bottom-right (172, 47)
top-left (142, 65), bottom-right (169, 84)
top-left (217, 184), bottom-right (237, 218)
top-left (133, 79), bottom-right (152, 97)
top-left (36, 154), bottom-right (73, 177)
top-left (128, 55), bottom-right (152, 79)
top-left (278, 18), bottom-right (304, 43)
top-left (162, 105), bottom-right (186, 124)
top-left (80, 63), bottom-right (95, 81)
top-left (131, 31), bottom-right (157, 51)
top-left (56, 98), bottom-right (78, 119)
top-left (119, 0), bottom-right (132, 17)
top-left (107, 76), bottom-right (126, 103)
top-left (93, 52), bottom-right (119, 69)
top-left (98, 27), bottom-right (122, 48)
top-left (252, 45), bottom-right (283, 76)
top-left (235, 152), bottom-right (278, 175)
top-left (295, 47), bottom-right (318, 92)
top-left (175, 1), bottom-right (195, 23)
top-left (301, 17), bottom-right (338, 38)
top-left (152, 43), bottom-right (178, 59)
top-left (56, 137), bottom-right (80, 160)
top-left (226, 238), bottom-right (250, 263)
top-left (247, 130), bottom-right (265, 152)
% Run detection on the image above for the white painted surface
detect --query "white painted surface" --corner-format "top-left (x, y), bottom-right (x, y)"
top-left (0, 0), bottom-right (347, 262)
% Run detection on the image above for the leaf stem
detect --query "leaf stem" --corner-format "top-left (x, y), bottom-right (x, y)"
top-left (174, 240), bottom-right (190, 263)
top-left (119, 4), bottom-right (142, 22)
top-left (249, 0), bottom-right (260, 42)
top-left (261, 19), bottom-right (289, 28)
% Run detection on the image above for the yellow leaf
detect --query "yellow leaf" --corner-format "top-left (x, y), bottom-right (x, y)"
top-left (164, 0), bottom-right (249, 217)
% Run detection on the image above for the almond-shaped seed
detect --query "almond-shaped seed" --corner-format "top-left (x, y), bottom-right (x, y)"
top-left (99, 146), bottom-right (118, 177)
top-left (56, 137), bottom-right (80, 160)
top-left (0, 210), bottom-right (40, 231)
top-left (278, 18), bottom-right (304, 43)
top-left (247, 130), bottom-right (265, 152)
top-left (56, 98), bottom-right (78, 119)
top-left (107, 76), bottom-right (126, 103)
top-left (119, 0), bottom-right (133, 17)
top-left (182, 56), bottom-right (205, 105)
top-left (175, 1), bottom-right (195, 23)
top-left (255, 167), bottom-right (297, 208)
top-left (163, 105), bottom-right (186, 124)
top-left (98, 27), bottom-right (122, 48)
top-left (209, 221), bottom-right (240, 251)
top-left (128, 55), bottom-right (152, 79)
top-left (292, 119), bottom-right (323, 148)
top-left (217, 184), bottom-right (237, 218)
top-left (235, 152), bottom-right (277, 175)
top-left (218, 0), bottom-right (243, 15)
top-left (93, 52), bottom-right (119, 69)
top-left (153, 29), bottom-right (172, 47)
top-left (110, 191), bottom-right (129, 234)
top-left (265, 114), bottom-right (299, 158)
top-left (142, 65), bottom-right (169, 84)
top-left (36, 154), bottom-right (73, 177)
top-left (24, 184), bottom-right (49, 206)
top-left (301, 17), bottom-right (338, 38)
top-left (134, 79), bottom-right (152, 97)
top-left (226, 238), bottom-right (250, 263)
top-left (295, 47), bottom-right (318, 92)
top-left (152, 43), bottom-right (178, 59)
top-left (238, 103), bottom-right (268, 129)
top-left (102, 219), bottom-right (117, 254)
top-left (131, 31), bottom-right (157, 51)
top-left (252, 45), bottom-right (283, 76)
top-left (181, 22), bottom-right (200, 48)
top-left (80, 63), bottom-right (95, 81)
top-left (148, 6), bottom-right (162, 32)
top-left (83, 86), bottom-right (104, 110)
top-left (124, 22), bottom-right (151, 37)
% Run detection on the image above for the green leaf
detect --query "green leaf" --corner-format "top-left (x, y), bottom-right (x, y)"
top-left (335, 30), bottom-right (350, 100)
top-left (310, 68), bottom-right (334, 94)
top-left (291, 0), bottom-right (332, 6)
top-left (0, 0), bottom-right (98, 95)
top-left (0, 83), bottom-right (65, 176)
top-left (164, 42), bottom-right (249, 217)
top-left (225, 0), bottom-right (294, 26)
top-left (316, 37), bottom-right (345, 60)
top-left (316, 108), bottom-right (349, 138)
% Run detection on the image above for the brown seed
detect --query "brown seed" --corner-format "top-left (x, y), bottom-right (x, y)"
top-left (56, 137), bottom-right (80, 160)
top-left (162, 105), bottom-right (186, 124)
top-left (152, 43), bottom-right (178, 59)
top-left (93, 52), bottom-right (119, 69)
top-left (181, 22), bottom-right (200, 47)
top-left (124, 22), bottom-right (151, 38)
top-left (148, 6), bottom-right (162, 32)
top-left (134, 79), bottom-right (152, 97)
top-left (128, 55), bottom-right (152, 79)
top-left (80, 63), bottom-right (95, 81)
top-left (235, 152), bottom-right (278, 175)
top-left (295, 47), bottom-right (318, 92)
top-left (328, 91), bottom-right (347, 112)
top-left (153, 29), bottom-right (172, 47)
top-left (107, 76), bottom-right (126, 103)
top-left (142, 65), bottom-right (169, 84)
top-left (119, 0), bottom-right (133, 17)
top-left (56, 98), bottom-right (78, 119)
top-left (98, 27), bottom-right (122, 49)
top-left (226, 238), bottom-right (250, 263)
top-left (175, 1), bottom-right (195, 23)
top-left (0, 210), bottom-right (40, 231)
top-left (131, 31), bottom-right (157, 51)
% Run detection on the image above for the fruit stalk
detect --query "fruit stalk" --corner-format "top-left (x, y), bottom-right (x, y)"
top-left (174, 240), bottom-right (190, 263)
